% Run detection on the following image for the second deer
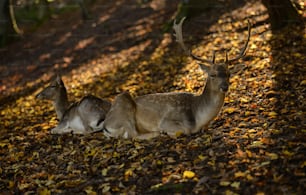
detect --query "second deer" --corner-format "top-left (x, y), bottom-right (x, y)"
top-left (36, 75), bottom-right (111, 134)
top-left (102, 18), bottom-right (251, 139)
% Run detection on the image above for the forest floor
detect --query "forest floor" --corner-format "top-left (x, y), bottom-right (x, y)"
top-left (0, 0), bottom-right (305, 194)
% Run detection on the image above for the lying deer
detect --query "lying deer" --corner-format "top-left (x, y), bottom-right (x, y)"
top-left (103, 18), bottom-right (251, 139)
top-left (36, 75), bottom-right (111, 134)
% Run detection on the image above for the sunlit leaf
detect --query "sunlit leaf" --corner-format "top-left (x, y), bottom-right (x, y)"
top-left (84, 186), bottom-right (97, 195)
top-left (125, 169), bottom-right (134, 180)
top-left (300, 80), bottom-right (306, 86)
top-left (249, 141), bottom-right (264, 148)
top-left (282, 150), bottom-right (294, 156)
top-left (268, 111), bottom-right (278, 117)
top-left (266, 152), bottom-right (278, 160)
top-left (223, 107), bottom-right (236, 114)
top-left (183, 170), bottom-right (195, 179)
top-left (220, 181), bottom-right (231, 186)
top-left (235, 171), bottom-right (247, 178)
top-left (102, 168), bottom-right (108, 176)
top-left (38, 188), bottom-right (51, 195)
top-left (230, 181), bottom-right (240, 189)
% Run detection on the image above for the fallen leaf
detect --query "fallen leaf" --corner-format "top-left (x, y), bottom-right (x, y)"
top-left (231, 181), bottom-right (240, 189)
top-left (223, 107), bottom-right (237, 114)
top-left (183, 170), bottom-right (195, 179)
top-left (220, 181), bottom-right (231, 186)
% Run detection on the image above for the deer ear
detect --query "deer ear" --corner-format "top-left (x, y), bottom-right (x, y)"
top-left (56, 74), bottom-right (63, 85)
top-left (199, 63), bottom-right (211, 73)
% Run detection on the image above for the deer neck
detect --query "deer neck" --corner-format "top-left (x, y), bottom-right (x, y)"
top-left (193, 77), bottom-right (225, 129)
top-left (53, 87), bottom-right (69, 120)
top-left (201, 78), bottom-right (225, 105)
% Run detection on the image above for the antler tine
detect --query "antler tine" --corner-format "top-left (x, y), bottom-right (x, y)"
top-left (173, 17), bottom-right (188, 53)
top-left (226, 20), bottom-right (251, 64)
top-left (212, 50), bottom-right (216, 63)
top-left (173, 17), bottom-right (214, 65)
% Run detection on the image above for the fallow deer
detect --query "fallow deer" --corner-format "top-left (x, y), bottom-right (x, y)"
top-left (103, 18), bottom-right (251, 139)
top-left (36, 75), bottom-right (111, 134)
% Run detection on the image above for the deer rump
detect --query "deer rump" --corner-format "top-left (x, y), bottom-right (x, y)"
top-left (52, 95), bottom-right (110, 134)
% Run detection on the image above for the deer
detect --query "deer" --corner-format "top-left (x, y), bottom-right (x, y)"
top-left (102, 17), bottom-right (251, 139)
top-left (36, 74), bottom-right (111, 134)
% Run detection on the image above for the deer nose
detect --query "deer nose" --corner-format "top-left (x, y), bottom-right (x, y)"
top-left (220, 83), bottom-right (229, 92)
top-left (36, 93), bottom-right (42, 99)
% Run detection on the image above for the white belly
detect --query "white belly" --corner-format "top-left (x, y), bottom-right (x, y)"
top-left (68, 116), bottom-right (86, 133)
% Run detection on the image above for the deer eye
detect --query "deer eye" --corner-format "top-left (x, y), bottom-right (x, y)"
top-left (210, 74), bottom-right (217, 78)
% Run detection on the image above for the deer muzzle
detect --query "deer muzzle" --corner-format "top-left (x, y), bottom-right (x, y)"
top-left (220, 83), bottom-right (229, 93)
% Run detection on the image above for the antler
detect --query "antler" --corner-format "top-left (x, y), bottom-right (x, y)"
top-left (173, 17), bottom-right (215, 65)
top-left (174, 18), bottom-right (251, 65)
top-left (226, 20), bottom-right (251, 64)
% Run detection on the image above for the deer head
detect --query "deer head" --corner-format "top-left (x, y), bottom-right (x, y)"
top-left (173, 17), bottom-right (251, 93)
top-left (36, 74), bottom-right (69, 120)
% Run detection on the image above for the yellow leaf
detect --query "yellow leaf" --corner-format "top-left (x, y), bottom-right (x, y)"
top-left (113, 151), bottom-right (120, 158)
top-left (167, 157), bottom-right (176, 163)
top-left (268, 111), bottom-right (278, 117)
top-left (270, 129), bottom-right (282, 134)
top-left (246, 174), bottom-right (254, 181)
top-left (225, 190), bottom-right (239, 195)
top-left (250, 44), bottom-right (257, 49)
top-left (230, 181), bottom-right (240, 189)
top-left (250, 141), bottom-right (264, 148)
top-left (294, 53), bottom-right (302, 58)
top-left (175, 131), bottom-right (184, 137)
top-left (224, 107), bottom-right (236, 114)
top-left (124, 169), bottom-right (134, 180)
top-left (220, 181), bottom-right (231, 186)
top-left (245, 111), bottom-right (251, 116)
top-left (9, 181), bottom-right (14, 189)
top-left (240, 97), bottom-right (249, 103)
top-left (260, 161), bottom-right (270, 166)
top-left (84, 186), bottom-right (97, 195)
top-left (266, 152), bottom-right (278, 160)
top-left (198, 155), bottom-right (206, 160)
top-left (38, 188), bottom-right (50, 195)
top-left (183, 170), bottom-right (195, 179)
top-left (24, 101), bottom-right (31, 107)
top-left (156, 160), bottom-right (163, 166)
top-left (0, 142), bottom-right (8, 147)
top-left (283, 150), bottom-right (294, 156)
top-left (101, 168), bottom-right (108, 176)
top-left (245, 150), bottom-right (253, 158)
top-left (234, 171), bottom-right (246, 178)
top-left (300, 80), bottom-right (306, 86)
top-left (256, 192), bottom-right (265, 195)
top-left (102, 184), bottom-right (111, 193)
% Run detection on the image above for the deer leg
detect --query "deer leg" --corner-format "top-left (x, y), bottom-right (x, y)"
top-left (51, 120), bottom-right (73, 134)
top-left (135, 132), bottom-right (160, 140)
top-left (159, 117), bottom-right (192, 136)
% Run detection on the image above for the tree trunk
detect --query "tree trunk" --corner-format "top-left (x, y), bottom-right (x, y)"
top-left (261, 0), bottom-right (302, 30)
top-left (0, 0), bottom-right (21, 46)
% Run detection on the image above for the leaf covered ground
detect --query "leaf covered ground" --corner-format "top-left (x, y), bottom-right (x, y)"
top-left (0, 0), bottom-right (305, 194)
